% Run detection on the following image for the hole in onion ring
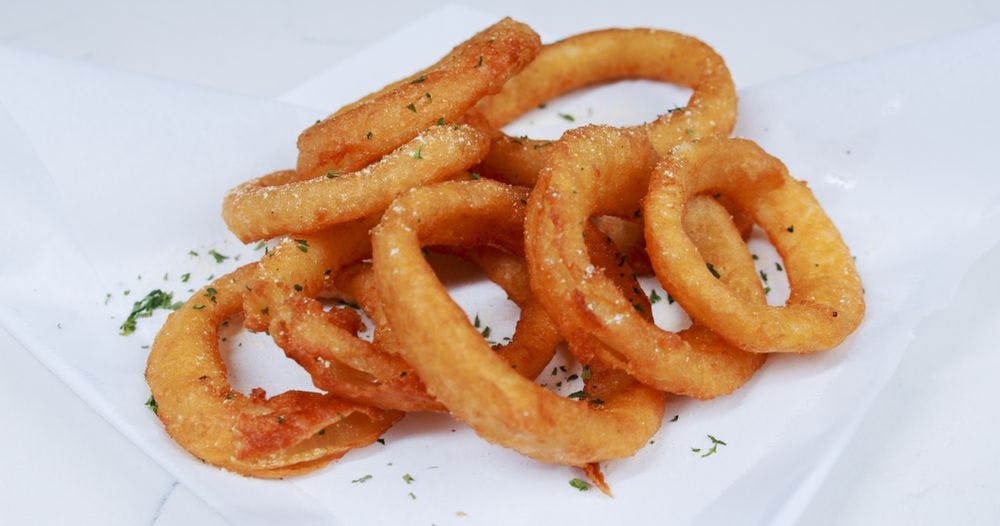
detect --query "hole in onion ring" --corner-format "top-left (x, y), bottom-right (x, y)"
top-left (216, 313), bottom-right (323, 396)
top-left (502, 80), bottom-right (693, 140)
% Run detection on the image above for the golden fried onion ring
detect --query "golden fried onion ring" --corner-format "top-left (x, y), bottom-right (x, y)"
top-left (372, 180), bottom-right (665, 466)
top-left (296, 17), bottom-right (541, 179)
top-left (644, 138), bottom-right (865, 352)
top-left (467, 28), bottom-right (737, 186)
top-left (145, 265), bottom-right (401, 478)
top-left (264, 250), bottom-right (563, 412)
top-left (223, 125), bottom-right (490, 242)
top-left (525, 126), bottom-right (765, 399)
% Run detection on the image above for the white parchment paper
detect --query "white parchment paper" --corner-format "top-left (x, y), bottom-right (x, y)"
top-left (1, 6), bottom-right (998, 525)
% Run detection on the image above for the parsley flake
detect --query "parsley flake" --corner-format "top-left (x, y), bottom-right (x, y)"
top-left (568, 390), bottom-right (588, 400)
top-left (693, 434), bottom-right (727, 457)
top-left (411, 145), bottom-right (424, 159)
top-left (402, 473), bottom-right (415, 484)
top-left (145, 395), bottom-right (158, 414)
top-left (406, 103), bottom-right (417, 112)
top-left (352, 475), bottom-right (373, 484)
top-left (558, 113), bottom-right (575, 122)
top-left (295, 239), bottom-right (310, 253)
top-left (569, 478), bottom-right (591, 491)
top-left (119, 290), bottom-right (183, 335)
top-left (410, 75), bottom-right (426, 84)
top-left (208, 249), bottom-right (229, 263)
top-left (649, 289), bottom-right (662, 304)
top-left (706, 262), bottom-right (721, 279)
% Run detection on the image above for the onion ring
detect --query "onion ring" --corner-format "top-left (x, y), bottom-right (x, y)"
top-left (466, 28), bottom-right (737, 186)
top-left (242, 219), bottom-right (562, 412)
top-left (295, 17), bottom-right (541, 179)
top-left (145, 265), bottom-right (401, 478)
top-left (223, 125), bottom-right (490, 242)
top-left (525, 125), bottom-right (765, 399)
top-left (643, 138), bottom-right (865, 352)
top-left (264, 250), bottom-right (563, 412)
top-left (372, 180), bottom-right (665, 466)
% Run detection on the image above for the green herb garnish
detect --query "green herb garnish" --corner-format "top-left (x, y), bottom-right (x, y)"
top-left (119, 290), bottom-right (183, 335)
top-left (693, 434), bottom-right (727, 457)
top-left (649, 289), bottom-right (662, 304)
top-left (208, 249), bottom-right (229, 263)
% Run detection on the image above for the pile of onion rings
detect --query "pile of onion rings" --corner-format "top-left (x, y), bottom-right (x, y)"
top-left (146, 17), bottom-right (864, 491)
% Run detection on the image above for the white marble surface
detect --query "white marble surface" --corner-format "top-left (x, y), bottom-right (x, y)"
top-left (1, 1), bottom-right (998, 524)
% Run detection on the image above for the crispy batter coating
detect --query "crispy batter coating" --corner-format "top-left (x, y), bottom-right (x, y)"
top-left (525, 126), bottom-right (765, 399)
top-left (373, 180), bottom-right (665, 466)
top-left (466, 28), bottom-right (737, 185)
top-left (644, 138), bottom-right (865, 352)
top-left (145, 265), bottom-right (401, 478)
top-left (296, 18), bottom-right (541, 179)
top-left (223, 125), bottom-right (490, 242)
